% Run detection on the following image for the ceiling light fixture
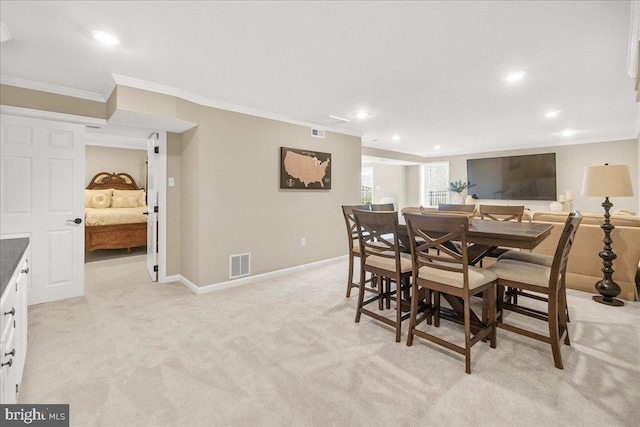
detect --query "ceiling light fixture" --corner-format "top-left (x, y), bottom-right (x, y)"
top-left (545, 110), bottom-right (561, 118)
top-left (355, 111), bottom-right (371, 119)
top-left (561, 129), bottom-right (576, 137)
top-left (92, 30), bottom-right (120, 46)
top-left (503, 71), bottom-right (526, 83)
top-left (434, 145), bottom-right (441, 150)
top-left (328, 115), bottom-right (351, 123)
top-left (392, 135), bottom-right (400, 141)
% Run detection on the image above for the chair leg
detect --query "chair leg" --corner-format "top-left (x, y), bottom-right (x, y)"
top-left (355, 269), bottom-right (367, 323)
top-left (464, 297), bottom-right (472, 374)
top-left (548, 294), bottom-right (563, 370)
top-left (488, 286), bottom-right (497, 348)
top-left (434, 291), bottom-right (440, 328)
top-left (386, 277), bottom-right (392, 310)
top-left (558, 279), bottom-right (571, 346)
top-left (406, 282), bottom-right (419, 347)
top-left (395, 277), bottom-right (402, 343)
top-left (346, 255), bottom-right (355, 297)
top-left (376, 275), bottom-right (384, 311)
top-left (496, 285), bottom-right (505, 323)
top-left (426, 289), bottom-right (433, 325)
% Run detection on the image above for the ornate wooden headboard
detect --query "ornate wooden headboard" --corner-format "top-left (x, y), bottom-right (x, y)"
top-left (86, 172), bottom-right (141, 190)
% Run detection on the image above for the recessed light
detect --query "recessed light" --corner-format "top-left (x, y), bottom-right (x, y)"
top-left (92, 30), bottom-right (119, 46)
top-left (355, 111), bottom-right (371, 119)
top-left (503, 71), bottom-right (526, 83)
top-left (392, 135), bottom-right (400, 141)
top-left (434, 145), bottom-right (441, 150)
top-left (561, 129), bottom-right (576, 137)
top-left (545, 110), bottom-right (561, 118)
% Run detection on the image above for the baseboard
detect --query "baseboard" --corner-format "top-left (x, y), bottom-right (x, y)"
top-left (176, 255), bottom-right (347, 295)
top-left (163, 274), bottom-right (181, 283)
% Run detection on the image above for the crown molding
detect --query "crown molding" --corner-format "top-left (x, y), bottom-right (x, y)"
top-left (0, 75), bottom-right (105, 102)
top-left (111, 74), bottom-right (363, 138)
top-left (0, 105), bottom-right (107, 126)
top-left (1, 73), bottom-right (362, 138)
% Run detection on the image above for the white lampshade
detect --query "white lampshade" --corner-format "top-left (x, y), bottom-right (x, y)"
top-left (581, 164), bottom-right (634, 197)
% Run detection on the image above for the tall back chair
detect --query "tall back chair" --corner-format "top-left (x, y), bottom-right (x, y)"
top-left (486, 213), bottom-right (582, 369)
top-left (353, 210), bottom-right (413, 342)
top-left (404, 213), bottom-right (497, 374)
top-left (479, 205), bottom-right (525, 222)
top-left (371, 203), bottom-right (395, 212)
top-left (341, 204), bottom-right (371, 297)
top-left (438, 203), bottom-right (475, 213)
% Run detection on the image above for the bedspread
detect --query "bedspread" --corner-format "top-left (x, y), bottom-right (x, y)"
top-left (85, 207), bottom-right (148, 226)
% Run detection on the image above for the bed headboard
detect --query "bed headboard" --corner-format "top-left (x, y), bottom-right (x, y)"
top-left (86, 172), bottom-right (141, 190)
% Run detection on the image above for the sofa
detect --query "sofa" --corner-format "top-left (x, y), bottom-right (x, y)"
top-left (529, 210), bottom-right (640, 301)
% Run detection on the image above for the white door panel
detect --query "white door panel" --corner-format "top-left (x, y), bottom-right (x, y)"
top-left (0, 114), bottom-right (84, 305)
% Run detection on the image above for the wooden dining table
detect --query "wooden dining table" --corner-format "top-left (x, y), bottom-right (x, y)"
top-left (397, 217), bottom-right (554, 332)
top-left (398, 218), bottom-right (553, 260)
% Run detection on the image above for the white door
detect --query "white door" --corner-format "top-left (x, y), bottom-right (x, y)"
top-left (146, 133), bottom-right (159, 281)
top-left (0, 115), bottom-right (85, 305)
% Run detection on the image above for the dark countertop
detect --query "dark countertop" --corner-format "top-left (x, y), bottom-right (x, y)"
top-left (1, 238), bottom-right (29, 296)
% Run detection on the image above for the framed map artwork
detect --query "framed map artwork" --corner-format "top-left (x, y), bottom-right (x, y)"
top-left (280, 147), bottom-right (331, 189)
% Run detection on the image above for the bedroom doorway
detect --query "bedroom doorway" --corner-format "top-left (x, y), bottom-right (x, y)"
top-left (84, 126), bottom-right (159, 283)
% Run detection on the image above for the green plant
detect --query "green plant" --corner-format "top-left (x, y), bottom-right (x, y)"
top-left (448, 179), bottom-right (475, 194)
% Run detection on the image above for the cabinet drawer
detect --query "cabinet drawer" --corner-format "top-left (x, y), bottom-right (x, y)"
top-left (1, 290), bottom-right (17, 339)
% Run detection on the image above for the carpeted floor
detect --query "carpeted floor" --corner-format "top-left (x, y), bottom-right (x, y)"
top-left (18, 254), bottom-right (640, 426)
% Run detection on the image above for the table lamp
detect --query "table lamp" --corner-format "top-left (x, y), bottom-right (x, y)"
top-left (581, 163), bottom-right (634, 306)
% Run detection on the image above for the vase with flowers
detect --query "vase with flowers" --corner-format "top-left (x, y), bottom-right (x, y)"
top-left (448, 179), bottom-right (475, 204)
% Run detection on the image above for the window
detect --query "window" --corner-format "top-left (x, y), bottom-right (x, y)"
top-left (361, 167), bottom-right (373, 204)
top-left (420, 162), bottom-right (449, 207)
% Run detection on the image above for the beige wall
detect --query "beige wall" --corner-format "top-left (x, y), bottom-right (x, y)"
top-left (0, 84), bottom-right (105, 119)
top-left (362, 163), bottom-right (407, 211)
top-left (85, 145), bottom-right (147, 188)
top-left (166, 132), bottom-right (182, 277)
top-left (173, 104), bottom-right (361, 286)
top-left (407, 139), bottom-right (639, 213)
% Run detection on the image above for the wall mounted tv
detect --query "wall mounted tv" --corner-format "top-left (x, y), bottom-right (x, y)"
top-left (467, 153), bottom-right (557, 201)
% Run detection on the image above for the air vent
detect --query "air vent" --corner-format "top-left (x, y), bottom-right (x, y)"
top-left (311, 128), bottom-right (325, 138)
top-left (229, 253), bottom-right (250, 279)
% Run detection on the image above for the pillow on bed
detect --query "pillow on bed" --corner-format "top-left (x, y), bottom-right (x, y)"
top-left (90, 193), bottom-right (111, 209)
top-left (112, 189), bottom-right (146, 207)
top-left (111, 196), bottom-right (138, 208)
top-left (84, 189), bottom-right (112, 207)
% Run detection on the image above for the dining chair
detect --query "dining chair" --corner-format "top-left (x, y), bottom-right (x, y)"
top-left (371, 202), bottom-right (395, 212)
top-left (341, 204), bottom-right (372, 297)
top-left (353, 210), bottom-right (413, 342)
top-left (438, 203), bottom-right (475, 213)
top-left (476, 205), bottom-right (526, 268)
top-left (479, 204), bottom-right (525, 222)
top-left (485, 212), bottom-right (582, 369)
top-left (404, 213), bottom-right (497, 374)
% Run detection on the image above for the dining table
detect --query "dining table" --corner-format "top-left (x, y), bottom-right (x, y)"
top-left (397, 216), bottom-right (554, 333)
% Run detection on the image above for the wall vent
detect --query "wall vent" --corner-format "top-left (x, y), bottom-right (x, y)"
top-left (311, 128), bottom-right (325, 138)
top-left (229, 253), bottom-right (251, 279)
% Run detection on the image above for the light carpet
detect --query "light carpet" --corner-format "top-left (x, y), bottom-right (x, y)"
top-left (18, 255), bottom-right (640, 426)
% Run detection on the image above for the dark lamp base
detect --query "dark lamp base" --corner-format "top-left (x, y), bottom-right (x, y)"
top-left (592, 295), bottom-right (624, 307)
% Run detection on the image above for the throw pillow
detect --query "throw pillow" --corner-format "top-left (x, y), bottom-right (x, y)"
top-left (111, 196), bottom-right (138, 208)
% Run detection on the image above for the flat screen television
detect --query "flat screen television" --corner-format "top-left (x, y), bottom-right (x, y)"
top-left (467, 153), bottom-right (557, 201)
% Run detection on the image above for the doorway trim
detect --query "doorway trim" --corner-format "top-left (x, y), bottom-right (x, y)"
top-left (2, 105), bottom-right (170, 290)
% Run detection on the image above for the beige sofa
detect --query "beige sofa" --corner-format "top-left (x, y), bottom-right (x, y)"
top-left (530, 210), bottom-right (640, 301)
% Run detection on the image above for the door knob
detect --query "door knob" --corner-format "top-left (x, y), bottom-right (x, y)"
top-left (66, 218), bottom-right (82, 224)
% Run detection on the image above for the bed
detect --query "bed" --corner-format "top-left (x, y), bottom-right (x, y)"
top-left (84, 172), bottom-right (148, 254)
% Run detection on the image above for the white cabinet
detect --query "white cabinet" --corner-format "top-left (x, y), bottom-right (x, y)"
top-left (0, 244), bottom-right (29, 404)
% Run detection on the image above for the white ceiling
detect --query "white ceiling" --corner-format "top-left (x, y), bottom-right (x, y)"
top-left (1, 1), bottom-right (638, 157)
